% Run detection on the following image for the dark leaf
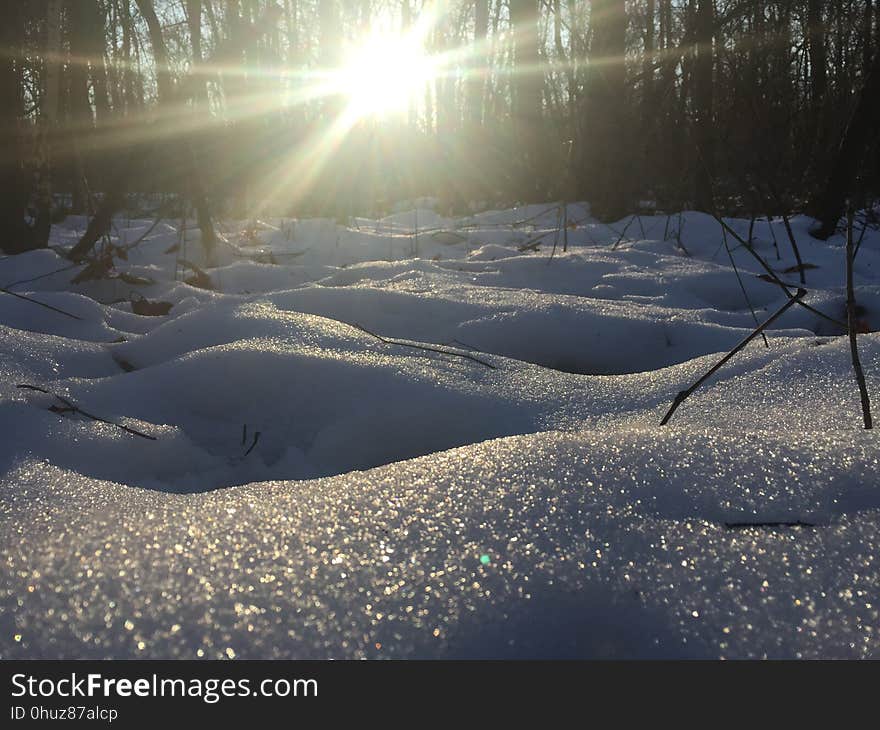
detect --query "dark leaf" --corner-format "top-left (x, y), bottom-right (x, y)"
top-left (116, 272), bottom-right (155, 286)
top-left (131, 298), bottom-right (173, 316)
top-left (781, 262), bottom-right (819, 274)
top-left (71, 256), bottom-right (113, 284)
top-left (179, 259), bottom-right (214, 290)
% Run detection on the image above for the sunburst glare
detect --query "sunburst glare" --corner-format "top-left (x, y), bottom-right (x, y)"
top-left (335, 31), bottom-right (438, 119)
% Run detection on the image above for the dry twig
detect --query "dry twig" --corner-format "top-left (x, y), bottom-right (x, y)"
top-left (660, 289), bottom-right (806, 425)
top-left (845, 206), bottom-right (873, 429)
top-left (1, 287), bottom-right (83, 320)
top-left (17, 384), bottom-right (156, 440)
top-left (351, 323), bottom-right (497, 370)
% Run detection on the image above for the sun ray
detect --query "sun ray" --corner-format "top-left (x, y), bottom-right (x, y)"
top-left (246, 8), bottom-right (455, 217)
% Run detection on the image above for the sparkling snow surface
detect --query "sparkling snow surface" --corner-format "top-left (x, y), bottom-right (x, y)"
top-left (1, 206), bottom-right (878, 658)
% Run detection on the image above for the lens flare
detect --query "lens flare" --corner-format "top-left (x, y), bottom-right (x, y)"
top-left (336, 33), bottom-right (436, 118)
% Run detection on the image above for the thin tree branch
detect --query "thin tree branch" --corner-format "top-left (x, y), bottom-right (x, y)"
top-left (660, 289), bottom-right (806, 425)
top-left (713, 215), bottom-right (848, 331)
top-left (780, 213), bottom-right (807, 285)
top-left (719, 220), bottom-right (769, 348)
top-left (3, 262), bottom-right (80, 290)
top-left (243, 430), bottom-right (261, 457)
top-left (17, 384), bottom-right (157, 440)
top-left (1, 288), bottom-right (84, 320)
top-left (845, 206), bottom-right (873, 429)
top-left (350, 323), bottom-right (497, 370)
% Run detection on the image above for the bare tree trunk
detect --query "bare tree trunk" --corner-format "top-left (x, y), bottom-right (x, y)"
top-left (845, 206), bottom-right (873, 429)
top-left (808, 0), bottom-right (827, 104)
top-left (34, 0), bottom-right (62, 248)
top-left (86, 0), bottom-right (112, 127)
top-left (806, 0), bottom-right (830, 176)
top-left (566, 0), bottom-right (579, 130)
top-left (317, 0), bottom-right (344, 217)
top-left (810, 46), bottom-right (880, 239)
top-left (187, 0), bottom-right (203, 100)
top-left (642, 0), bottom-right (656, 193)
top-left (184, 0), bottom-right (217, 259)
top-left (120, 0), bottom-right (138, 114)
top-left (876, 0), bottom-right (880, 50)
top-left (583, 0), bottom-right (628, 219)
top-left (0, 0), bottom-right (34, 254)
top-left (68, 0), bottom-right (95, 213)
top-left (692, 0), bottom-right (714, 211)
top-left (401, 1), bottom-right (418, 129)
top-left (72, 0), bottom-right (218, 262)
top-left (136, 0), bottom-right (216, 260)
top-left (434, 16), bottom-right (451, 145)
top-left (509, 0), bottom-right (543, 200)
top-left (134, 0), bottom-right (173, 103)
top-left (468, 0), bottom-right (488, 127)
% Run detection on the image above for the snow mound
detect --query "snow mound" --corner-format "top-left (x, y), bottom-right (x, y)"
top-left (1, 204), bottom-right (879, 658)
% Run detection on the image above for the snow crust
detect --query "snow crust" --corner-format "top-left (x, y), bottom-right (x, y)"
top-left (1, 206), bottom-right (878, 658)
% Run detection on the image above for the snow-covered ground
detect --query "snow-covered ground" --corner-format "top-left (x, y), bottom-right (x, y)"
top-left (1, 204), bottom-right (878, 658)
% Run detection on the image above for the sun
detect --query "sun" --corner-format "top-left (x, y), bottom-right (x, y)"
top-left (336, 32), bottom-right (436, 118)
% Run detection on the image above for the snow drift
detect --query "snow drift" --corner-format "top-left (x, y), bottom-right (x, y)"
top-left (1, 205), bottom-right (878, 658)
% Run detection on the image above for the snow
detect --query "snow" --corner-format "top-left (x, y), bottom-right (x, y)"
top-left (1, 205), bottom-right (878, 658)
